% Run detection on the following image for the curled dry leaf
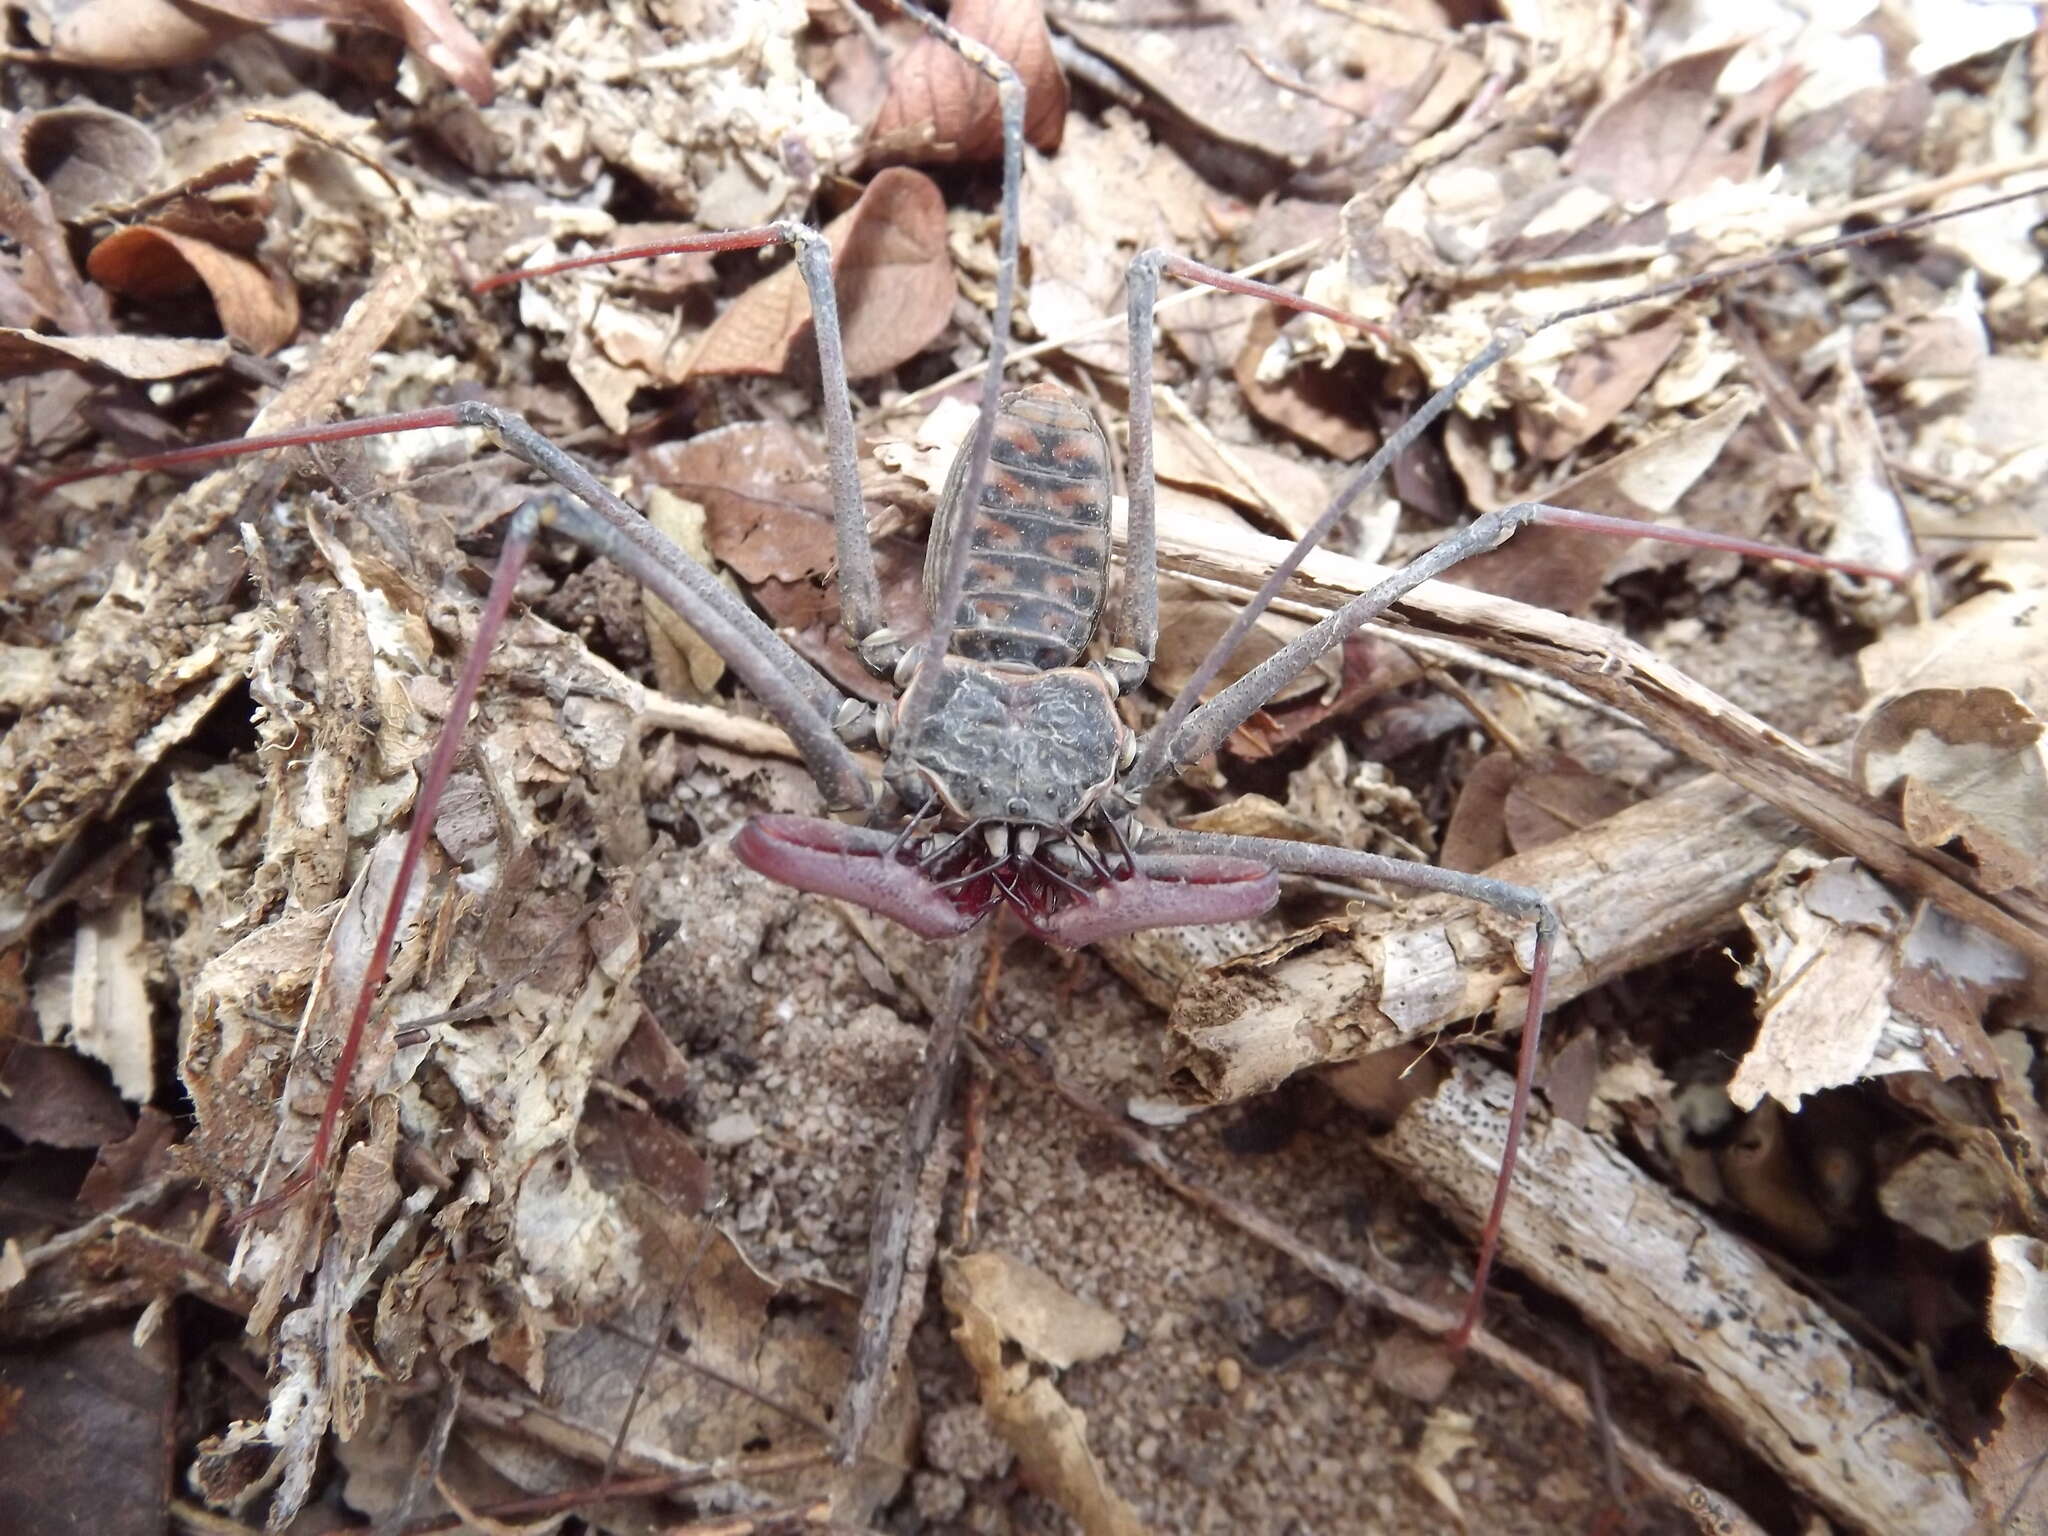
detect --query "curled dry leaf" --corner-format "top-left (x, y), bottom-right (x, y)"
top-left (1855, 687), bottom-right (2048, 894)
top-left (14, 104), bottom-right (163, 221)
top-left (868, 0), bottom-right (1066, 164)
top-left (86, 225), bottom-right (299, 353)
top-left (12, 0), bottom-right (493, 105)
top-left (685, 166), bottom-right (951, 380)
top-left (942, 1252), bottom-right (1145, 1536)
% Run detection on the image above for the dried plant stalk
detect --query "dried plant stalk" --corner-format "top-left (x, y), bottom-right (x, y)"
top-left (1351, 1060), bottom-right (1970, 1536)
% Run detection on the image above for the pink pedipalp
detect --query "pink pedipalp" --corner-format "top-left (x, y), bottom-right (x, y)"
top-left (1032, 854), bottom-right (1278, 948)
top-left (732, 815), bottom-right (979, 941)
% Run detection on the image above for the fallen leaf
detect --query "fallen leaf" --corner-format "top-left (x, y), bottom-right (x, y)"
top-left (1858, 566), bottom-right (2048, 713)
top-left (0, 115), bottom-right (101, 334)
top-left (1059, 3), bottom-right (1396, 172)
top-left (1966, 1378), bottom-right (2048, 1529)
top-left (1855, 688), bottom-right (2048, 894)
top-left (1151, 577), bottom-right (1338, 716)
top-left (1564, 46), bottom-right (1795, 204)
top-left (868, 0), bottom-right (1066, 163)
top-left (1234, 303), bottom-right (1378, 460)
top-left (15, 0), bottom-right (493, 105)
top-left (14, 104), bottom-right (163, 221)
top-left (86, 225), bottom-right (298, 353)
top-left (943, 1252), bottom-right (1145, 1536)
top-left (0, 1324), bottom-right (176, 1536)
top-left (639, 421), bottom-right (839, 585)
top-left (685, 167), bottom-right (951, 380)
top-left (1018, 111), bottom-right (1208, 373)
top-left (0, 329), bottom-right (233, 381)
top-left (0, 946), bottom-right (132, 1147)
top-left (1451, 390), bottom-right (1755, 611)
top-left (1801, 352), bottom-right (1916, 619)
top-left (1514, 314), bottom-right (1688, 461)
top-left (1411, 1405), bottom-right (1477, 1529)
top-left (1729, 851), bottom-right (2026, 1112)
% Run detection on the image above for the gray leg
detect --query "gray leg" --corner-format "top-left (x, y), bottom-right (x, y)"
top-left (1139, 824), bottom-right (1560, 1348)
top-left (791, 228), bottom-right (885, 658)
top-left (1113, 250), bottom-right (1408, 696)
top-left (837, 925), bottom-right (993, 1461)
top-left (449, 400), bottom-right (875, 812)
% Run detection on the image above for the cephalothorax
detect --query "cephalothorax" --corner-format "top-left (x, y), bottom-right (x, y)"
top-left (735, 378), bottom-right (1277, 948)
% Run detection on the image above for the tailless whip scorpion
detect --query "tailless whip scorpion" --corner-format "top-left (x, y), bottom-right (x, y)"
top-left (27, 0), bottom-right (2046, 1482)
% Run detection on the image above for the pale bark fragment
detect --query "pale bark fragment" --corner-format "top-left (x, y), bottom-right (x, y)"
top-left (1353, 1061), bottom-right (1971, 1536)
top-left (1149, 770), bottom-right (1801, 1104)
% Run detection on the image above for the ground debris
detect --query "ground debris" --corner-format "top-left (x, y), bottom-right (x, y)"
top-left (4, 3), bottom-right (2046, 1534)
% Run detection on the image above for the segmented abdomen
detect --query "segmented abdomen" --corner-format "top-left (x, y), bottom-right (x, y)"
top-left (924, 382), bottom-right (1112, 672)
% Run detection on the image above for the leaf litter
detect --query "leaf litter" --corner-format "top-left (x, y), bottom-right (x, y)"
top-left (3, 1), bottom-right (2048, 1533)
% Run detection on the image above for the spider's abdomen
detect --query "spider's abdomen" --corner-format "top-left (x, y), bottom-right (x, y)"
top-left (924, 382), bottom-right (1112, 672)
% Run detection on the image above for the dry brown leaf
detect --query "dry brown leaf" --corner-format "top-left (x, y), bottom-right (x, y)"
top-left (1966, 1377), bottom-right (2048, 1528)
top-left (1564, 46), bottom-right (1796, 204)
top-left (1151, 578), bottom-right (1337, 718)
top-left (943, 1252), bottom-right (1146, 1536)
top-left (13, 0), bottom-right (493, 104)
top-left (1058, 3), bottom-right (1391, 171)
top-left (0, 115), bottom-right (100, 334)
top-left (8, 0), bottom-right (253, 75)
top-left (1855, 688), bottom-right (2048, 894)
top-left (0, 329), bottom-right (232, 380)
top-left (1860, 573), bottom-right (2048, 714)
top-left (15, 104), bottom-right (162, 221)
top-left (685, 166), bottom-right (951, 380)
top-left (1729, 851), bottom-right (2026, 1113)
top-left (1233, 304), bottom-right (1377, 460)
top-left (1441, 752), bottom-right (1632, 873)
top-left (868, 0), bottom-right (1066, 164)
top-left (1514, 314), bottom-right (1687, 461)
top-left (86, 225), bottom-right (298, 353)
top-left (1451, 390), bottom-right (1754, 611)
top-left (639, 421), bottom-right (839, 585)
